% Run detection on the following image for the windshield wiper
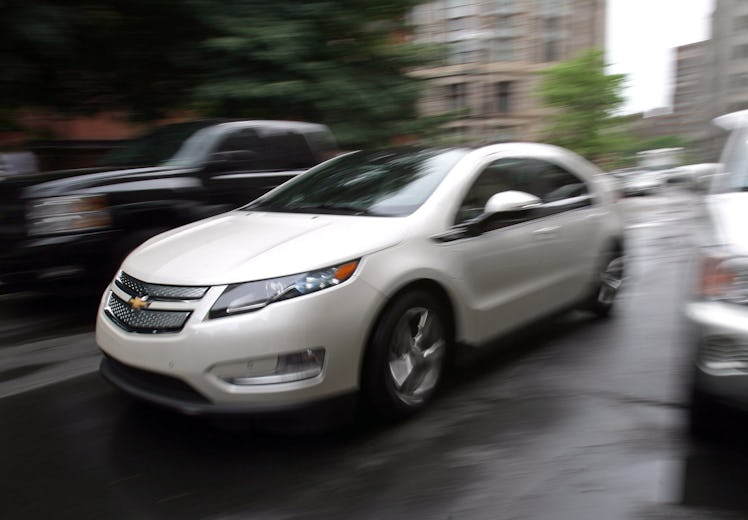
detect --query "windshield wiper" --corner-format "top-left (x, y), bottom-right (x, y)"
top-left (289, 203), bottom-right (380, 216)
top-left (245, 202), bottom-right (382, 216)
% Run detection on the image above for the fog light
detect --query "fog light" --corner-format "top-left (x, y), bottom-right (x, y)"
top-left (212, 348), bottom-right (325, 385)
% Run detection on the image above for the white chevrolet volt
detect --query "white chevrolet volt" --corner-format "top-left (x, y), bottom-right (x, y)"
top-left (96, 143), bottom-right (625, 419)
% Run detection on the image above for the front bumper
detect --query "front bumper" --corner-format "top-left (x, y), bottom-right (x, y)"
top-left (96, 273), bottom-right (385, 413)
top-left (687, 300), bottom-right (748, 409)
top-left (99, 353), bottom-right (357, 416)
top-left (0, 231), bottom-right (117, 292)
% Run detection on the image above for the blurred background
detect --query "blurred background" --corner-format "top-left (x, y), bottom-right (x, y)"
top-left (9, 1), bottom-right (748, 519)
top-left (0, 0), bottom-right (725, 171)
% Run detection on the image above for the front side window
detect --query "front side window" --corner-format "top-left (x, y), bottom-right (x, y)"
top-left (536, 160), bottom-right (589, 202)
top-left (456, 158), bottom-right (520, 223)
top-left (455, 157), bottom-right (589, 224)
top-left (246, 149), bottom-right (469, 217)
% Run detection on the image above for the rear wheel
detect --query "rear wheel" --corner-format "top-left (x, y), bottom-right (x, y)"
top-left (362, 290), bottom-right (449, 421)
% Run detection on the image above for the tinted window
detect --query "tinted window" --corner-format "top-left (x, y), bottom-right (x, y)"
top-left (256, 132), bottom-right (318, 169)
top-left (217, 129), bottom-right (260, 153)
top-left (246, 149), bottom-right (469, 217)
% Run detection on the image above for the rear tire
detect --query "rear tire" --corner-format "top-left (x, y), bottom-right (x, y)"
top-left (361, 290), bottom-right (450, 421)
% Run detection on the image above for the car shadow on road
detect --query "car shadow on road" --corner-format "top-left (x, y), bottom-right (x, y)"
top-left (679, 414), bottom-right (748, 513)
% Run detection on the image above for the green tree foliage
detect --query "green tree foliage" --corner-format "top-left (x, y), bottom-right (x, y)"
top-left (2, 0), bottom-right (443, 147)
top-left (636, 134), bottom-right (688, 152)
top-left (1, 0), bottom-right (205, 120)
top-left (538, 49), bottom-right (629, 163)
top-left (191, 0), bottom-right (440, 147)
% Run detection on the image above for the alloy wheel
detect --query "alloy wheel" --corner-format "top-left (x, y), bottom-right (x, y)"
top-left (387, 306), bottom-right (446, 406)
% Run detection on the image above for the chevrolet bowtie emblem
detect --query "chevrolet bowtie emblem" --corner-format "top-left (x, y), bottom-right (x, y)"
top-left (128, 295), bottom-right (151, 310)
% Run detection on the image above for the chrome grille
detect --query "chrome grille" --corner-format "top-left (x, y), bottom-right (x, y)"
top-left (699, 336), bottom-right (748, 372)
top-left (105, 292), bottom-right (191, 333)
top-left (116, 271), bottom-right (208, 301)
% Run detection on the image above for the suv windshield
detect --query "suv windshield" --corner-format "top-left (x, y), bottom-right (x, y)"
top-left (97, 120), bottom-right (220, 168)
top-left (245, 149), bottom-right (468, 217)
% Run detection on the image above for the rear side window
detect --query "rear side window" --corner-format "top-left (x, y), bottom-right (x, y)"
top-left (257, 132), bottom-right (319, 170)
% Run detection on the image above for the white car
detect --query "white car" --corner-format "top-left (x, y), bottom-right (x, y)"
top-left (622, 169), bottom-right (664, 196)
top-left (686, 111), bottom-right (748, 438)
top-left (96, 143), bottom-right (625, 419)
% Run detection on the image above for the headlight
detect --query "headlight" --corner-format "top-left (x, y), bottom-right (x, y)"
top-left (27, 195), bottom-right (111, 236)
top-left (699, 253), bottom-right (748, 304)
top-left (209, 260), bottom-right (360, 319)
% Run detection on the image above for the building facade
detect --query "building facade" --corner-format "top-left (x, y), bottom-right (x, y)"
top-left (409, 0), bottom-right (606, 144)
top-left (673, 41), bottom-right (710, 142)
top-left (700, 0), bottom-right (748, 159)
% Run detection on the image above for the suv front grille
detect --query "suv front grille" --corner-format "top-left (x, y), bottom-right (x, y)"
top-left (0, 200), bottom-right (27, 249)
top-left (105, 292), bottom-right (191, 333)
top-left (115, 271), bottom-right (208, 301)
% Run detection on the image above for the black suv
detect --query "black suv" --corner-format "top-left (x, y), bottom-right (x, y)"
top-left (0, 120), bottom-right (337, 294)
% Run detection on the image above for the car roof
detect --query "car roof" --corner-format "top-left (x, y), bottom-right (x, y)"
top-left (714, 110), bottom-right (748, 130)
top-left (211, 120), bottom-right (331, 134)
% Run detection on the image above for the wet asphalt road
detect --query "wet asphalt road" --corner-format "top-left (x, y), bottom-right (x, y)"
top-left (2, 188), bottom-right (748, 519)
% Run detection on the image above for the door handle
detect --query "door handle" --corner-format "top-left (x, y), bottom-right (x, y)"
top-left (533, 226), bottom-right (560, 240)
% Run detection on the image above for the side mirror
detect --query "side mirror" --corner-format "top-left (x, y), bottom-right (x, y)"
top-left (484, 190), bottom-right (541, 214)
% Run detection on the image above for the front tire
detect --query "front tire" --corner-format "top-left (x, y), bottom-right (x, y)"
top-left (362, 290), bottom-right (450, 421)
top-left (688, 386), bottom-right (723, 442)
top-left (585, 249), bottom-right (625, 318)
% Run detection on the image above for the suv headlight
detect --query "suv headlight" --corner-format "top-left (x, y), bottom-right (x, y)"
top-left (27, 195), bottom-right (111, 236)
top-left (209, 260), bottom-right (359, 319)
top-left (699, 253), bottom-right (748, 305)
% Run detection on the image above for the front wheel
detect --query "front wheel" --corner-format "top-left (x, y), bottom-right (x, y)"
top-left (585, 250), bottom-right (625, 318)
top-left (361, 290), bottom-right (450, 421)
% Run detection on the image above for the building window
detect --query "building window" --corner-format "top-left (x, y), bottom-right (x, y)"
top-left (731, 73), bottom-right (748, 90)
top-left (541, 0), bottom-right (564, 15)
top-left (544, 16), bottom-right (560, 35)
top-left (544, 39), bottom-right (559, 62)
top-left (448, 83), bottom-right (468, 111)
top-left (735, 14), bottom-right (748, 32)
top-left (492, 38), bottom-right (516, 61)
top-left (449, 40), bottom-right (483, 64)
top-left (446, 0), bottom-right (475, 18)
top-left (496, 81), bottom-right (513, 113)
top-left (542, 15), bottom-right (561, 62)
top-left (448, 15), bottom-right (476, 41)
top-left (732, 44), bottom-right (748, 60)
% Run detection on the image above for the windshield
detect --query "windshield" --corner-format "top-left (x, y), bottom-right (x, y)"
top-left (97, 121), bottom-right (220, 168)
top-left (245, 148), bottom-right (469, 217)
top-left (720, 128), bottom-right (748, 192)
top-left (161, 125), bottom-right (227, 168)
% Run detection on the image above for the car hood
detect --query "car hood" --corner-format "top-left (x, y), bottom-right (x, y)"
top-left (22, 165), bottom-right (194, 198)
top-left (708, 193), bottom-right (748, 255)
top-left (122, 211), bottom-right (407, 286)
